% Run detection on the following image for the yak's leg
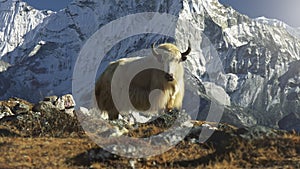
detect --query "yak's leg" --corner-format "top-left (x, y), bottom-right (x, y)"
top-left (166, 84), bottom-right (179, 111)
top-left (108, 107), bottom-right (119, 120)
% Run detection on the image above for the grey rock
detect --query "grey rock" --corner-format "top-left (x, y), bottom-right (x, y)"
top-left (65, 108), bottom-right (75, 117)
top-left (55, 98), bottom-right (65, 111)
top-left (12, 102), bottom-right (31, 114)
top-left (55, 94), bottom-right (75, 116)
top-left (61, 94), bottom-right (76, 109)
top-left (33, 94), bottom-right (76, 117)
top-left (32, 101), bottom-right (56, 113)
top-left (0, 60), bottom-right (10, 72)
top-left (43, 95), bottom-right (58, 103)
top-left (215, 73), bottom-right (238, 93)
top-left (239, 125), bottom-right (283, 140)
top-left (54, 94), bottom-right (75, 109)
top-left (225, 73), bottom-right (239, 93)
top-left (0, 105), bottom-right (13, 119)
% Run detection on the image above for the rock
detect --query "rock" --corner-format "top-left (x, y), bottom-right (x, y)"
top-left (76, 107), bottom-right (109, 122)
top-left (278, 113), bottom-right (300, 132)
top-left (12, 102), bottom-right (31, 114)
top-left (61, 94), bottom-right (76, 108)
top-left (0, 105), bottom-right (13, 119)
top-left (33, 94), bottom-right (76, 117)
top-left (201, 123), bottom-right (218, 130)
top-left (1, 108), bottom-right (83, 137)
top-left (239, 125), bottom-right (283, 140)
top-left (225, 73), bottom-right (239, 93)
top-left (55, 94), bottom-right (75, 116)
top-left (55, 97), bottom-right (65, 111)
top-left (0, 60), bottom-right (10, 72)
top-left (43, 95), bottom-right (58, 103)
top-left (0, 98), bottom-right (32, 116)
top-left (130, 112), bottom-right (152, 124)
top-left (65, 109), bottom-right (75, 117)
top-left (0, 95), bottom-right (83, 137)
top-left (32, 101), bottom-right (56, 113)
top-left (215, 73), bottom-right (239, 93)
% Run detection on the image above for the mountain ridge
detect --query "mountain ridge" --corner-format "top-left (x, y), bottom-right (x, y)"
top-left (0, 0), bottom-right (52, 61)
top-left (0, 0), bottom-right (299, 129)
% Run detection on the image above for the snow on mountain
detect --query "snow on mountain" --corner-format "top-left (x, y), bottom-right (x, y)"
top-left (255, 16), bottom-right (300, 39)
top-left (0, 0), bottom-right (299, 129)
top-left (0, 59), bottom-right (10, 71)
top-left (0, 0), bottom-right (52, 62)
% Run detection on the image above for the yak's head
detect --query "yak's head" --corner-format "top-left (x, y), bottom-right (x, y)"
top-left (152, 41), bottom-right (191, 81)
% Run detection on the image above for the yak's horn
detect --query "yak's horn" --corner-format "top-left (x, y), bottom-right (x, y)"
top-left (152, 42), bottom-right (160, 57)
top-left (181, 40), bottom-right (191, 61)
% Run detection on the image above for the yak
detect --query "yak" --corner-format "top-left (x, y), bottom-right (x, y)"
top-left (95, 41), bottom-right (191, 120)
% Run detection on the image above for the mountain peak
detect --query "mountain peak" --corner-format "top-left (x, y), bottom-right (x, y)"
top-left (0, 0), bottom-right (52, 59)
top-left (0, 0), bottom-right (299, 129)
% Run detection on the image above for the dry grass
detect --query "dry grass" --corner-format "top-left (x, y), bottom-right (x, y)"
top-left (0, 136), bottom-right (95, 168)
top-left (0, 98), bottom-right (299, 168)
top-left (0, 125), bottom-right (299, 168)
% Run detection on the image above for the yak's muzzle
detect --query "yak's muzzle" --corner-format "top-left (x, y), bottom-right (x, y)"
top-left (165, 73), bottom-right (174, 81)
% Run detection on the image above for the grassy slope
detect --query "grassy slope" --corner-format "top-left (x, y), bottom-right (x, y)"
top-left (0, 125), bottom-right (299, 168)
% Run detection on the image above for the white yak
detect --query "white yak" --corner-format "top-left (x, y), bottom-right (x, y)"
top-left (95, 41), bottom-right (191, 120)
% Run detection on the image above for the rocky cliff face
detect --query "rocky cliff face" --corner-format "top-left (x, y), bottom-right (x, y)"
top-left (0, 0), bottom-right (299, 129)
top-left (202, 1), bottom-right (300, 127)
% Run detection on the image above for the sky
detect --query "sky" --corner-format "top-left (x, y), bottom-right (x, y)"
top-left (23, 0), bottom-right (300, 28)
top-left (23, 0), bottom-right (73, 11)
top-left (219, 0), bottom-right (300, 27)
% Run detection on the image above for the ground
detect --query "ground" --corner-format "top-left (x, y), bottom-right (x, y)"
top-left (1, 123), bottom-right (300, 168)
top-left (0, 98), bottom-right (299, 168)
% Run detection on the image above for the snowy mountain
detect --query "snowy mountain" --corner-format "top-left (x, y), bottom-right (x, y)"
top-left (255, 16), bottom-right (300, 39)
top-left (0, 0), bottom-right (52, 61)
top-left (0, 0), bottom-right (299, 129)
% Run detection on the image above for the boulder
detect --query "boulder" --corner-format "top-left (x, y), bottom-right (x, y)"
top-left (43, 95), bottom-right (58, 103)
top-left (32, 101), bottom-right (56, 113)
top-left (56, 94), bottom-right (76, 117)
top-left (32, 94), bottom-right (76, 116)
top-left (0, 105), bottom-right (13, 120)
